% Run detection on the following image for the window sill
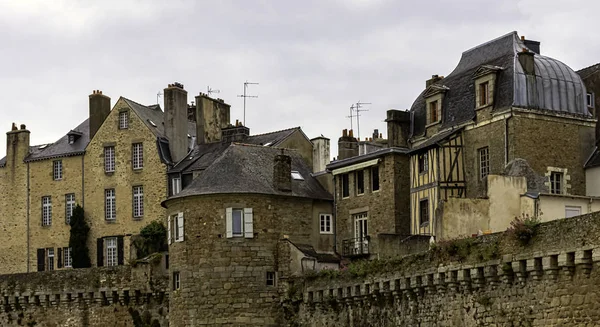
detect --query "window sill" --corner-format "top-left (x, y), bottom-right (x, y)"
top-left (475, 103), bottom-right (493, 111)
top-left (105, 171), bottom-right (115, 176)
top-left (356, 193), bottom-right (365, 197)
top-left (53, 179), bottom-right (62, 181)
top-left (133, 168), bottom-right (144, 172)
top-left (372, 189), bottom-right (380, 193)
top-left (425, 121), bottom-right (441, 128)
top-left (319, 231), bottom-right (334, 235)
top-left (105, 219), bottom-right (117, 224)
top-left (342, 196), bottom-right (350, 200)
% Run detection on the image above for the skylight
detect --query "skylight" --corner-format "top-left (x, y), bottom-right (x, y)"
top-left (291, 171), bottom-right (304, 181)
top-left (263, 141), bottom-right (273, 147)
top-left (39, 144), bottom-right (49, 149)
top-left (148, 120), bottom-right (157, 127)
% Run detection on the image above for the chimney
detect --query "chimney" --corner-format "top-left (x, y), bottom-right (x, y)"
top-left (311, 136), bottom-right (330, 173)
top-left (426, 75), bottom-right (443, 88)
top-left (372, 129), bottom-right (379, 140)
top-left (518, 48), bottom-right (535, 75)
top-left (196, 93), bottom-right (231, 144)
top-left (5, 123), bottom-right (30, 175)
top-left (164, 83), bottom-right (189, 163)
top-left (521, 35), bottom-right (540, 55)
top-left (273, 151), bottom-right (292, 192)
top-left (386, 109), bottom-right (411, 148)
top-left (338, 129), bottom-right (358, 160)
top-left (89, 90), bottom-right (111, 140)
top-left (222, 122), bottom-right (250, 143)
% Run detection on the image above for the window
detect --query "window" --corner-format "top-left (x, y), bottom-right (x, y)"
top-left (42, 196), bottom-right (52, 226)
top-left (266, 271), bottom-right (276, 286)
top-left (47, 248), bottom-right (55, 271)
top-left (587, 93), bottom-right (594, 108)
top-left (119, 111), bottom-right (129, 129)
top-left (168, 212), bottom-right (185, 244)
top-left (479, 81), bottom-right (489, 106)
top-left (226, 208), bottom-right (253, 238)
top-left (419, 199), bottom-right (429, 227)
top-left (105, 237), bottom-right (118, 267)
top-left (105, 189), bottom-right (116, 221)
top-left (172, 177), bottom-right (182, 195)
top-left (65, 194), bottom-right (75, 224)
top-left (291, 170), bottom-right (304, 180)
top-left (132, 143), bottom-right (143, 169)
top-left (550, 172), bottom-right (563, 194)
top-left (53, 160), bottom-right (63, 180)
top-left (418, 153), bottom-right (428, 174)
top-left (341, 173), bottom-right (350, 198)
top-left (132, 186), bottom-right (144, 218)
top-left (63, 247), bottom-right (72, 268)
top-left (68, 135), bottom-right (75, 144)
top-left (479, 147), bottom-right (490, 180)
top-left (173, 272), bottom-right (180, 290)
top-left (320, 214), bottom-right (332, 234)
top-left (565, 206), bottom-right (581, 218)
top-left (371, 166), bottom-right (380, 192)
top-left (429, 100), bottom-right (439, 124)
top-left (104, 146), bottom-right (115, 173)
top-left (356, 170), bottom-right (365, 195)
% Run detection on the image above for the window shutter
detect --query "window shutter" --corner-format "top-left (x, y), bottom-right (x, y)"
top-left (97, 238), bottom-right (104, 267)
top-left (226, 208), bottom-right (233, 238)
top-left (117, 236), bottom-right (124, 266)
top-left (37, 249), bottom-right (45, 272)
top-left (177, 212), bottom-right (184, 242)
top-left (168, 216), bottom-right (172, 245)
top-left (57, 248), bottom-right (63, 269)
top-left (244, 208), bottom-right (254, 238)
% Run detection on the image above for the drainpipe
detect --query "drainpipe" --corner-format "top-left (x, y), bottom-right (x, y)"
top-left (332, 174), bottom-right (337, 254)
top-left (81, 155), bottom-right (85, 208)
top-left (26, 162), bottom-right (30, 273)
top-left (504, 111), bottom-right (512, 166)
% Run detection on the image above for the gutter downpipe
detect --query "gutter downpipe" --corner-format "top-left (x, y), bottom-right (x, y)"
top-left (26, 162), bottom-right (30, 272)
top-left (332, 172), bottom-right (337, 254)
top-left (506, 52), bottom-right (519, 166)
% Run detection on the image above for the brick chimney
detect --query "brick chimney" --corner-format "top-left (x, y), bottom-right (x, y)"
top-left (426, 75), bottom-right (443, 88)
top-left (338, 129), bottom-right (358, 160)
top-left (89, 90), bottom-right (111, 141)
top-left (273, 151), bottom-right (292, 192)
top-left (164, 83), bottom-right (189, 163)
top-left (196, 93), bottom-right (231, 144)
top-left (5, 123), bottom-right (30, 175)
top-left (386, 109), bottom-right (411, 148)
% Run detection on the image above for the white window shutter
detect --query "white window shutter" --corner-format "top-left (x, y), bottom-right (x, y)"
top-left (244, 208), bottom-right (254, 238)
top-left (177, 212), bottom-right (184, 242)
top-left (226, 208), bottom-right (233, 238)
top-left (167, 216), bottom-right (172, 245)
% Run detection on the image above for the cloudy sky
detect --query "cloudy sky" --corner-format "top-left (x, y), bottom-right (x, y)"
top-left (1, 0), bottom-right (598, 158)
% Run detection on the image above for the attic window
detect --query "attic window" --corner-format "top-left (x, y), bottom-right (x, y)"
top-left (148, 120), bottom-right (157, 127)
top-left (187, 134), bottom-right (191, 138)
top-left (291, 171), bottom-right (304, 180)
top-left (263, 142), bottom-right (273, 147)
top-left (39, 144), bottom-right (48, 149)
top-left (68, 135), bottom-right (75, 144)
top-left (587, 93), bottom-right (595, 108)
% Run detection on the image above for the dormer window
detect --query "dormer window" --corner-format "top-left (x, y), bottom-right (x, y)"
top-left (68, 135), bottom-right (75, 144)
top-left (67, 130), bottom-right (82, 144)
top-left (424, 84), bottom-right (447, 127)
top-left (429, 101), bottom-right (439, 124)
top-left (474, 65), bottom-right (502, 109)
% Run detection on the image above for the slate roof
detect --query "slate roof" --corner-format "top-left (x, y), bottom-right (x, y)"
top-left (167, 143), bottom-right (332, 201)
top-left (291, 242), bottom-right (340, 263)
top-left (585, 146), bottom-right (600, 168)
top-left (410, 31), bottom-right (590, 138)
top-left (122, 98), bottom-right (167, 139)
top-left (25, 119), bottom-right (90, 162)
top-left (410, 128), bottom-right (463, 152)
top-left (577, 63), bottom-right (600, 80)
top-left (169, 127), bottom-right (301, 173)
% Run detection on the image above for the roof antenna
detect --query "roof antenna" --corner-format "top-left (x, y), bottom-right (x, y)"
top-left (207, 86), bottom-right (220, 97)
top-left (355, 101), bottom-right (371, 140)
top-left (237, 81), bottom-right (259, 126)
top-left (347, 104), bottom-right (357, 131)
top-left (156, 91), bottom-right (162, 105)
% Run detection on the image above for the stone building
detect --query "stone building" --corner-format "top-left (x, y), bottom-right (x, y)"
top-left (162, 144), bottom-right (334, 326)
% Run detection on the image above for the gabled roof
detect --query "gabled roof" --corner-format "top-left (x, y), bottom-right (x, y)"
top-left (25, 119), bottom-right (90, 162)
top-left (585, 146), bottom-right (600, 169)
top-left (167, 143), bottom-right (332, 202)
top-left (577, 63), bottom-right (600, 80)
top-left (121, 98), bottom-right (166, 139)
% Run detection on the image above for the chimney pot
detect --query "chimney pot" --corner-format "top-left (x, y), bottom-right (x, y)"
top-left (342, 129), bottom-right (347, 137)
top-left (349, 129), bottom-right (354, 138)
top-left (521, 35), bottom-right (525, 41)
top-left (379, 133), bottom-right (382, 139)
top-left (20, 124), bottom-right (26, 130)
top-left (11, 123), bottom-right (17, 131)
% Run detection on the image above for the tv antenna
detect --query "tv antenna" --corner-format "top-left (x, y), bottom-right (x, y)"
top-left (355, 101), bottom-right (371, 140)
top-left (207, 86), bottom-right (220, 97)
top-left (237, 81), bottom-right (259, 126)
top-left (346, 104), bottom-right (357, 131)
top-left (156, 91), bottom-right (162, 105)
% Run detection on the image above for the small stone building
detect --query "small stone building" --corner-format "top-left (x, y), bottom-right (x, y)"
top-left (162, 144), bottom-right (334, 326)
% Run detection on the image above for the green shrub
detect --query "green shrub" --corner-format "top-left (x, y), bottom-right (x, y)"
top-left (69, 205), bottom-right (91, 268)
top-left (134, 221), bottom-right (167, 258)
top-left (507, 214), bottom-right (540, 245)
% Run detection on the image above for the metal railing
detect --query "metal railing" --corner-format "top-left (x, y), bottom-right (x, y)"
top-left (342, 237), bottom-right (369, 257)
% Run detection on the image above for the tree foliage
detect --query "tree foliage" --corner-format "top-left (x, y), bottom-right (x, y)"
top-left (134, 221), bottom-right (167, 259)
top-left (69, 205), bottom-right (91, 268)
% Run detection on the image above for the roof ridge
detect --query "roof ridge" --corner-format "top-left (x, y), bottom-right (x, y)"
top-left (122, 97), bottom-right (158, 111)
top-left (250, 126), bottom-right (300, 137)
top-left (577, 62), bottom-right (600, 73)
top-left (462, 31), bottom-right (517, 55)
top-left (230, 142), bottom-right (300, 152)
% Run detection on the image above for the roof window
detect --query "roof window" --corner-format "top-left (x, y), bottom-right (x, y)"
top-left (148, 119), bottom-right (157, 127)
top-left (291, 171), bottom-right (304, 181)
top-left (263, 142), bottom-right (273, 147)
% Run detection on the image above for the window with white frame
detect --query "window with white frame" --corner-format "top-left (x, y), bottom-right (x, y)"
top-left (53, 160), bottom-right (63, 180)
top-left (320, 214), bottom-right (332, 234)
top-left (565, 206), bottom-right (581, 218)
top-left (168, 212), bottom-right (184, 244)
top-left (47, 248), bottom-right (54, 271)
top-left (550, 172), bottom-right (563, 195)
top-left (173, 272), bottom-right (180, 290)
top-left (479, 147), bottom-right (490, 180)
top-left (63, 247), bottom-right (72, 268)
top-left (133, 186), bottom-right (144, 218)
top-left (226, 208), bottom-right (253, 238)
top-left (105, 237), bottom-right (118, 267)
top-left (104, 146), bottom-right (115, 172)
top-left (119, 111), bottom-right (129, 129)
top-left (105, 189), bottom-right (116, 221)
top-left (65, 193), bottom-right (75, 224)
top-left (587, 93), bottom-right (594, 108)
top-left (132, 143), bottom-right (143, 169)
top-left (266, 271), bottom-right (276, 286)
top-left (42, 196), bottom-right (52, 226)
top-left (172, 177), bottom-right (182, 195)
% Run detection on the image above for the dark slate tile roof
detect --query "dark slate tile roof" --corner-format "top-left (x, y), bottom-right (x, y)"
top-left (0, 157), bottom-right (4, 167)
top-left (585, 147), bottom-right (600, 168)
top-left (410, 128), bottom-right (463, 153)
top-left (122, 98), bottom-right (166, 139)
top-left (577, 63), bottom-right (600, 80)
top-left (169, 127), bottom-right (300, 173)
top-left (168, 143), bottom-right (332, 201)
top-left (291, 242), bottom-right (340, 263)
top-left (25, 119), bottom-right (90, 162)
top-left (410, 31), bottom-right (590, 138)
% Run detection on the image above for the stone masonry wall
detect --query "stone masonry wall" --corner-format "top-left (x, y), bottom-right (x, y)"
top-left (0, 263), bottom-right (168, 326)
top-left (297, 211), bottom-right (600, 326)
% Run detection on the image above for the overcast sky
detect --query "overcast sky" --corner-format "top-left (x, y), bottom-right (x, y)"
top-left (1, 0), bottom-right (598, 159)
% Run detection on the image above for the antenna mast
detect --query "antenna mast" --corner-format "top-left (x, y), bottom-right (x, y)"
top-left (237, 81), bottom-right (259, 126)
top-left (355, 101), bottom-right (371, 140)
top-left (346, 104), bottom-right (357, 131)
top-left (207, 86), bottom-right (220, 97)
top-left (156, 91), bottom-right (162, 105)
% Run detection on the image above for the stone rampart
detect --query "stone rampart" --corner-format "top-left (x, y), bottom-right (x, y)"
top-left (0, 263), bottom-right (168, 326)
top-left (297, 212), bottom-right (600, 326)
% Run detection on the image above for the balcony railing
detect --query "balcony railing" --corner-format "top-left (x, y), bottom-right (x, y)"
top-left (342, 237), bottom-right (369, 257)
